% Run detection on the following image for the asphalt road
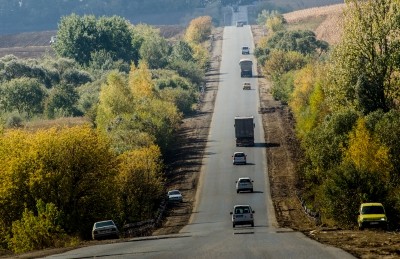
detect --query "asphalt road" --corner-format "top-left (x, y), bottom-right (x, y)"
top-left (44, 7), bottom-right (354, 259)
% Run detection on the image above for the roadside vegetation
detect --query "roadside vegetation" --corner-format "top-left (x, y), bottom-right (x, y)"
top-left (255, 0), bottom-right (400, 229)
top-left (0, 14), bottom-right (212, 254)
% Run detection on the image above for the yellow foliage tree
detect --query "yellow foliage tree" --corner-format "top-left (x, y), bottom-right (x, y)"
top-left (129, 61), bottom-right (154, 99)
top-left (344, 118), bottom-right (392, 178)
top-left (96, 71), bottom-right (134, 131)
top-left (116, 145), bottom-right (164, 222)
top-left (0, 126), bottom-right (118, 241)
top-left (290, 63), bottom-right (328, 139)
top-left (184, 16), bottom-right (212, 44)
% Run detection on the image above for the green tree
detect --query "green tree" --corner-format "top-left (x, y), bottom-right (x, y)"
top-left (139, 35), bottom-right (171, 69)
top-left (9, 200), bottom-right (67, 253)
top-left (96, 71), bottom-right (134, 131)
top-left (45, 84), bottom-right (80, 119)
top-left (54, 14), bottom-right (135, 65)
top-left (170, 41), bottom-right (195, 62)
top-left (0, 77), bottom-right (47, 117)
top-left (327, 0), bottom-right (400, 113)
top-left (266, 30), bottom-right (328, 56)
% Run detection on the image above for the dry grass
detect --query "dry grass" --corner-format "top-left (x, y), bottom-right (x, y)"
top-left (22, 117), bottom-right (92, 132)
top-left (283, 3), bottom-right (346, 45)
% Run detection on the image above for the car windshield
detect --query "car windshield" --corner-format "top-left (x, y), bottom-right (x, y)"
top-left (235, 153), bottom-right (245, 157)
top-left (362, 206), bottom-right (384, 214)
top-left (169, 190), bottom-right (180, 195)
top-left (95, 221), bottom-right (114, 228)
top-left (240, 179), bottom-right (250, 183)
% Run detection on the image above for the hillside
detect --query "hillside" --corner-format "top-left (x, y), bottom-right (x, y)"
top-left (283, 3), bottom-right (345, 45)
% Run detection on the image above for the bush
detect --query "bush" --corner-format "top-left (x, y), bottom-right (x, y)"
top-left (5, 114), bottom-right (23, 128)
top-left (9, 200), bottom-right (67, 253)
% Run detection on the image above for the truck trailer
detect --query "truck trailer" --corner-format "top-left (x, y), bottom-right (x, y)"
top-left (239, 59), bottom-right (253, 77)
top-left (234, 116), bottom-right (255, 146)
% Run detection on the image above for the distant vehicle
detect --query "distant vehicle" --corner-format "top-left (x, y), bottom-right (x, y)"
top-left (242, 46), bottom-right (250, 55)
top-left (357, 203), bottom-right (388, 230)
top-left (232, 151), bottom-right (247, 165)
top-left (234, 116), bottom-right (255, 146)
top-left (243, 82), bottom-right (251, 90)
top-left (236, 177), bottom-right (254, 193)
top-left (92, 220), bottom-right (119, 240)
top-left (49, 35), bottom-right (57, 44)
top-left (239, 59), bottom-right (253, 77)
top-left (168, 189), bottom-right (183, 203)
top-left (230, 205), bottom-right (255, 228)
top-left (236, 21), bottom-right (243, 27)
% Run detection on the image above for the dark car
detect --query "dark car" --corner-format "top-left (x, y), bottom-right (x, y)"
top-left (92, 220), bottom-right (119, 240)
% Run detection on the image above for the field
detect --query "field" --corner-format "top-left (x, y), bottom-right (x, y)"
top-left (283, 3), bottom-right (345, 45)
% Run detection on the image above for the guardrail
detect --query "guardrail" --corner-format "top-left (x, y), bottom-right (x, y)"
top-left (122, 197), bottom-right (168, 238)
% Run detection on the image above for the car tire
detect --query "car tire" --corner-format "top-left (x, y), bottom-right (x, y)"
top-left (236, 190), bottom-right (239, 193)
top-left (358, 223), bottom-right (364, 230)
top-left (251, 222), bottom-right (254, 227)
top-left (233, 223), bottom-right (235, 228)
top-left (251, 189), bottom-right (253, 193)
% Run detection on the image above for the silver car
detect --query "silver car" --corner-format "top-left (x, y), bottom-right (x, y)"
top-left (236, 177), bottom-right (254, 193)
top-left (230, 205), bottom-right (255, 228)
top-left (92, 220), bottom-right (119, 240)
top-left (232, 151), bottom-right (247, 165)
top-left (168, 189), bottom-right (183, 203)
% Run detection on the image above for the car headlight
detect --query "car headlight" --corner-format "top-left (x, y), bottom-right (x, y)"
top-left (380, 218), bottom-right (386, 221)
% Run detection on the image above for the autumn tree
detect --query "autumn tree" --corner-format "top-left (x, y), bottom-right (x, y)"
top-left (184, 16), bottom-right (212, 44)
top-left (129, 62), bottom-right (155, 99)
top-left (116, 145), bottom-right (164, 223)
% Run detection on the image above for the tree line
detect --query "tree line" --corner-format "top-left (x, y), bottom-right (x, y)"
top-left (0, 15), bottom-right (212, 253)
top-left (255, 0), bottom-right (400, 228)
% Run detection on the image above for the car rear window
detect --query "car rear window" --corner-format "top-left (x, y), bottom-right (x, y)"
top-left (95, 221), bottom-right (114, 228)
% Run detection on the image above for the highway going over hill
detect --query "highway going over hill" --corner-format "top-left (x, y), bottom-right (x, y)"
top-left (45, 7), bottom-right (354, 259)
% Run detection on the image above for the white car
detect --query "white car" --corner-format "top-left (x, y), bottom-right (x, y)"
top-left (92, 220), bottom-right (119, 240)
top-left (232, 152), bottom-right (247, 165)
top-left (236, 177), bottom-right (254, 193)
top-left (168, 190), bottom-right (183, 202)
top-left (230, 205), bottom-right (255, 228)
top-left (242, 46), bottom-right (250, 55)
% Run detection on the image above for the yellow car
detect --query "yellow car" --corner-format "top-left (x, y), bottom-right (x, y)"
top-left (357, 203), bottom-right (387, 230)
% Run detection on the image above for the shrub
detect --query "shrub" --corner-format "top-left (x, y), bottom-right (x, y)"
top-left (9, 200), bottom-right (67, 253)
